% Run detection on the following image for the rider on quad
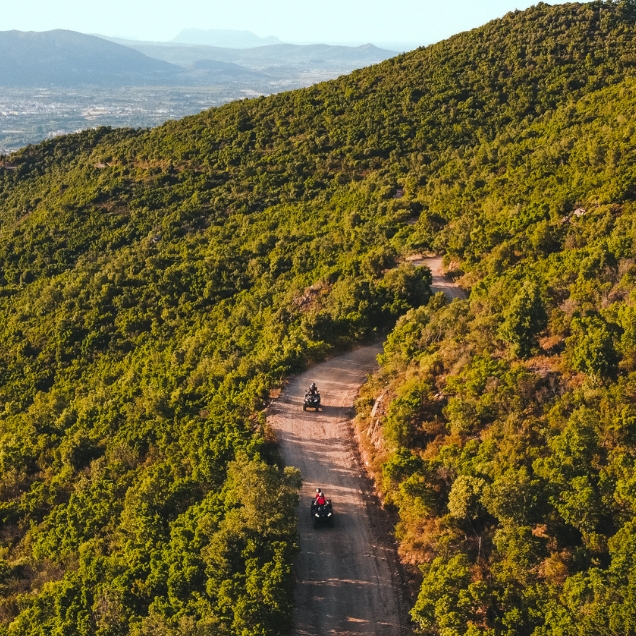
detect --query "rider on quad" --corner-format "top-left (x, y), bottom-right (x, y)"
top-left (311, 487), bottom-right (333, 526)
top-left (303, 383), bottom-right (321, 411)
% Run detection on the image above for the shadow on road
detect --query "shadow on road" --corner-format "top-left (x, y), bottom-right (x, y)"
top-left (267, 343), bottom-right (407, 636)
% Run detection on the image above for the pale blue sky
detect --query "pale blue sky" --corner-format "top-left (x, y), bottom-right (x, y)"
top-left (1, 0), bottom-right (576, 46)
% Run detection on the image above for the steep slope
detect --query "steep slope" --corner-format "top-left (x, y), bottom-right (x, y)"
top-left (1, 2), bottom-right (636, 635)
top-left (0, 30), bottom-right (183, 87)
top-left (356, 48), bottom-right (636, 636)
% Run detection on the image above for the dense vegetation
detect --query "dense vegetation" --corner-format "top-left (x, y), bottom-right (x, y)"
top-left (355, 7), bottom-right (636, 636)
top-left (0, 128), bottom-right (433, 634)
top-left (2, 1), bottom-right (636, 634)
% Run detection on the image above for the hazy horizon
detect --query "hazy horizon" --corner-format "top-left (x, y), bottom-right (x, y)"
top-left (98, 29), bottom-right (411, 52)
top-left (1, 0), bottom-right (579, 49)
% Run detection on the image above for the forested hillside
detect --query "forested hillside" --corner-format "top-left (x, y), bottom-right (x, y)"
top-left (358, 73), bottom-right (636, 634)
top-left (1, 1), bottom-right (636, 635)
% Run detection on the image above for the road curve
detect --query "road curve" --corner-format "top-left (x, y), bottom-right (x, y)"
top-left (412, 255), bottom-right (467, 300)
top-left (267, 258), bottom-right (462, 636)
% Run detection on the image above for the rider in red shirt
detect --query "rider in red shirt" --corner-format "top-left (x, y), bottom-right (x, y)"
top-left (315, 488), bottom-right (326, 506)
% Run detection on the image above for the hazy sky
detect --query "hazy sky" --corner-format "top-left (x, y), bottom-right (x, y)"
top-left (1, 0), bottom-right (576, 46)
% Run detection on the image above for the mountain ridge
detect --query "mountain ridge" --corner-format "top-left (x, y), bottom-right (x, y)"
top-left (100, 36), bottom-right (398, 70)
top-left (0, 29), bottom-right (183, 87)
top-left (171, 28), bottom-right (282, 48)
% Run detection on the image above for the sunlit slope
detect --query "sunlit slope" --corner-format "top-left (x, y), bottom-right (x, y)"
top-left (354, 18), bottom-right (636, 636)
top-left (3, 2), bottom-right (636, 282)
top-left (1, 2), bottom-right (636, 635)
top-left (352, 73), bottom-right (636, 635)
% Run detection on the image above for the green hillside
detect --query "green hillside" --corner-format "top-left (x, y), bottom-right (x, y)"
top-left (358, 73), bottom-right (636, 635)
top-left (1, 1), bottom-right (636, 634)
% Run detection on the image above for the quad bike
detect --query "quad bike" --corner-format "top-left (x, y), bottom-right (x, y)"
top-left (303, 391), bottom-right (321, 411)
top-left (311, 498), bottom-right (334, 528)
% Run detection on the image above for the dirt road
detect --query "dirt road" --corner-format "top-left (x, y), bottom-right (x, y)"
top-left (268, 258), bottom-right (463, 636)
top-left (411, 255), bottom-right (467, 300)
top-left (269, 344), bottom-right (400, 635)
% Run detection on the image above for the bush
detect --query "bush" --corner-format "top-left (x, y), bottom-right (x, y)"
top-left (566, 315), bottom-right (619, 381)
top-left (380, 264), bottom-right (432, 317)
top-left (499, 280), bottom-right (547, 358)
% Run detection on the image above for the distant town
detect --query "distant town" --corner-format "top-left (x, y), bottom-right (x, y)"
top-left (0, 87), bottom-right (245, 154)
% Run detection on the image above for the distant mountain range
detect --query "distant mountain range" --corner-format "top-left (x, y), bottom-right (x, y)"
top-left (109, 38), bottom-right (397, 73)
top-left (172, 29), bottom-right (281, 48)
top-left (0, 30), bottom-right (181, 87)
top-left (0, 29), bottom-right (398, 88)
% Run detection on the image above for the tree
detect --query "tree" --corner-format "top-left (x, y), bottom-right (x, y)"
top-left (499, 280), bottom-right (547, 358)
top-left (380, 263), bottom-right (432, 316)
top-left (566, 315), bottom-right (618, 381)
top-left (411, 554), bottom-right (486, 634)
top-left (448, 475), bottom-right (487, 522)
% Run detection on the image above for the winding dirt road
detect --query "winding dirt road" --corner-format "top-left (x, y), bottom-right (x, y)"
top-left (268, 258), bottom-right (463, 636)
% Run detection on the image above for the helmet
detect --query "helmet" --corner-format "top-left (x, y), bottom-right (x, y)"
top-left (315, 488), bottom-right (322, 494)
top-left (311, 383), bottom-right (316, 389)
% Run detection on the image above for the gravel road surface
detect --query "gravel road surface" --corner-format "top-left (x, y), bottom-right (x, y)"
top-left (268, 257), bottom-right (462, 635)
top-left (412, 255), bottom-right (467, 300)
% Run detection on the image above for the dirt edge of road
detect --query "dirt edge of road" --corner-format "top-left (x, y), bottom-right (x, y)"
top-left (345, 412), bottom-right (418, 636)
